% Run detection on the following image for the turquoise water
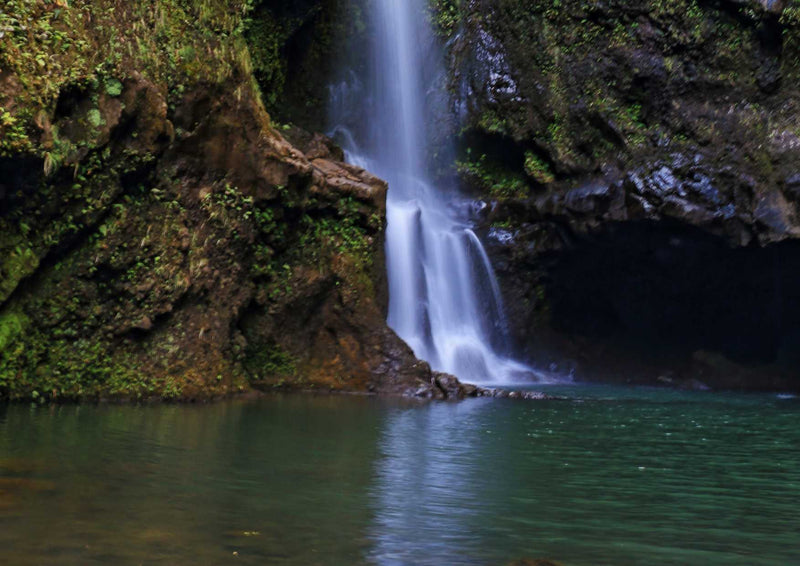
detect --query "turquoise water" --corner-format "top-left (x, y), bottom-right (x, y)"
top-left (1, 386), bottom-right (798, 565)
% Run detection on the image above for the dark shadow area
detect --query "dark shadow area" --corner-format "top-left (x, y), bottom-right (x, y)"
top-left (0, 156), bottom-right (43, 215)
top-left (543, 221), bottom-right (800, 384)
top-left (458, 129), bottom-right (527, 173)
top-left (53, 83), bottom-right (89, 121)
top-left (245, 0), bottom-right (347, 130)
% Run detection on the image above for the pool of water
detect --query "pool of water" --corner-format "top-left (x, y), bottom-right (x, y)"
top-left (1, 386), bottom-right (798, 565)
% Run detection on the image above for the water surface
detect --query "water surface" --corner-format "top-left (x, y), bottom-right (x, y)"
top-left (1, 387), bottom-right (798, 565)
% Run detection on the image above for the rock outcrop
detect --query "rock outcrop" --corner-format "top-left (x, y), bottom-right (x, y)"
top-left (0, 0), bottom-right (438, 401)
top-left (433, 0), bottom-right (800, 390)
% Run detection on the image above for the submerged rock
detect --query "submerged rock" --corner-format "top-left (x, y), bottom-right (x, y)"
top-left (486, 389), bottom-right (556, 400)
top-left (412, 372), bottom-right (557, 401)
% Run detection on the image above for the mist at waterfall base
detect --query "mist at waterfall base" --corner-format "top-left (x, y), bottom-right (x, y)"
top-left (330, 0), bottom-right (550, 386)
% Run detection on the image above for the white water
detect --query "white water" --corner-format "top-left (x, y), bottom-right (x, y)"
top-left (331, 0), bottom-right (543, 384)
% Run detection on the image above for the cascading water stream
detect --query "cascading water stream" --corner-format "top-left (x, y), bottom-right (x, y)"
top-left (331, 0), bottom-right (545, 384)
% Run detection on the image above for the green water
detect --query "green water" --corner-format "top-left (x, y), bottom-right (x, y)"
top-left (1, 386), bottom-right (798, 565)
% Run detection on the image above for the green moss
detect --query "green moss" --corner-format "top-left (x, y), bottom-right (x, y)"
top-left (0, 0), bottom-right (258, 165)
top-left (782, 4), bottom-right (800, 82)
top-left (0, 242), bottom-right (40, 304)
top-left (243, 340), bottom-right (297, 384)
top-left (477, 110), bottom-right (509, 135)
top-left (523, 151), bottom-right (555, 184)
top-left (104, 77), bottom-right (122, 96)
top-left (0, 198), bottom-right (192, 401)
top-left (0, 310), bottom-right (28, 352)
top-left (87, 108), bottom-right (103, 128)
top-left (449, 0), bottom-right (777, 177)
top-left (545, 116), bottom-right (575, 162)
top-left (244, 10), bottom-right (286, 109)
top-left (0, 327), bottom-right (146, 401)
top-left (243, 1), bottom-right (342, 122)
top-left (616, 103), bottom-right (649, 148)
top-left (428, 0), bottom-right (462, 38)
top-left (456, 153), bottom-right (529, 199)
top-left (0, 106), bottom-right (34, 156)
top-left (0, 0), bottom-right (386, 402)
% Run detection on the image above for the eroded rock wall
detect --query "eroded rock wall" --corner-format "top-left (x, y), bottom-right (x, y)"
top-left (0, 0), bottom-right (434, 401)
top-left (434, 0), bottom-right (800, 389)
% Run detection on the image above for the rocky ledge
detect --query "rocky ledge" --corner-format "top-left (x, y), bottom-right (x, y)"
top-left (412, 372), bottom-right (556, 401)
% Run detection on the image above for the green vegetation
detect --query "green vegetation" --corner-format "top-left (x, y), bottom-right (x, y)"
top-left (0, 0), bottom-right (269, 401)
top-left (0, 0), bottom-right (393, 402)
top-left (243, 340), bottom-right (297, 385)
top-left (477, 110), bottom-right (509, 136)
top-left (0, 242), bottom-right (39, 304)
top-left (244, 0), bottom-right (366, 126)
top-left (244, 8), bottom-right (290, 109)
top-left (440, 0), bottom-right (784, 193)
top-left (428, 0), bottom-right (462, 37)
top-left (523, 151), bottom-right (554, 185)
top-left (256, 195), bottom-right (377, 303)
top-left (104, 78), bottom-right (123, 97)
top-left (0, 106), bottom-right (33, 156)
top-left (456, 153), bottom-right (530, 199)
top-left (782, 3), bottom-right (800, 82)
top-left (0, 310), bottom-right (28, 353)
top-left (0, 0), bottom-right (257, 160)
top-left (0, 330), bottom-right (141, 401)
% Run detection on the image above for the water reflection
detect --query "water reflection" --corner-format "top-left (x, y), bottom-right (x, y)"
top-left (0, 398), bottom-right (381, 565)
top-left (0, 389), bottom-right (799, 566)
top-left (369, 401), bottom-right (494, 565)
top-left (366, 389), bottom-right (800, 566)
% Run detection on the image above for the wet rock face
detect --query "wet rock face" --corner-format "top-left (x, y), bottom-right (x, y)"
top-left (449, 0), bottom-right (800, 233)
top-left (245, 0), bottom-right (368, 130)
top-left (0, 81), bottom-right (439, 401)
top-left (436, 0), bottom-right (800, 389)
top-left (0, 157), bottom-right (42, 215)
top-left (0, 0), bottom-right (433, 401)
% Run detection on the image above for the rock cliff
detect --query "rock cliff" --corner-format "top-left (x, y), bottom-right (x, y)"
top-left (4, 0), bottom-right (800, 397)
top-left (0, 0), bottom-right (437, 401)
top-left (437, 0), bottom-right (800, 389)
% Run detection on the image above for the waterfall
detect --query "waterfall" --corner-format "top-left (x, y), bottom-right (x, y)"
top-left (330, 0), bottom-right (541, 384)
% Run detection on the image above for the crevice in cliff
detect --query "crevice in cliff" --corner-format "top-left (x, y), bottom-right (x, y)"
top-left (457, 128), bottom-right (558, 192)
top-left (53, 84), bottom-right (90, 122)
top-left (459, 130), bottom-right (525, 170)
top-left (0, 157), bottom-right (44, 215)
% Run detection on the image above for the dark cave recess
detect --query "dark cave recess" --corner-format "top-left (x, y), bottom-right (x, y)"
top-left (540, 221), bottom-right (800, 389)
